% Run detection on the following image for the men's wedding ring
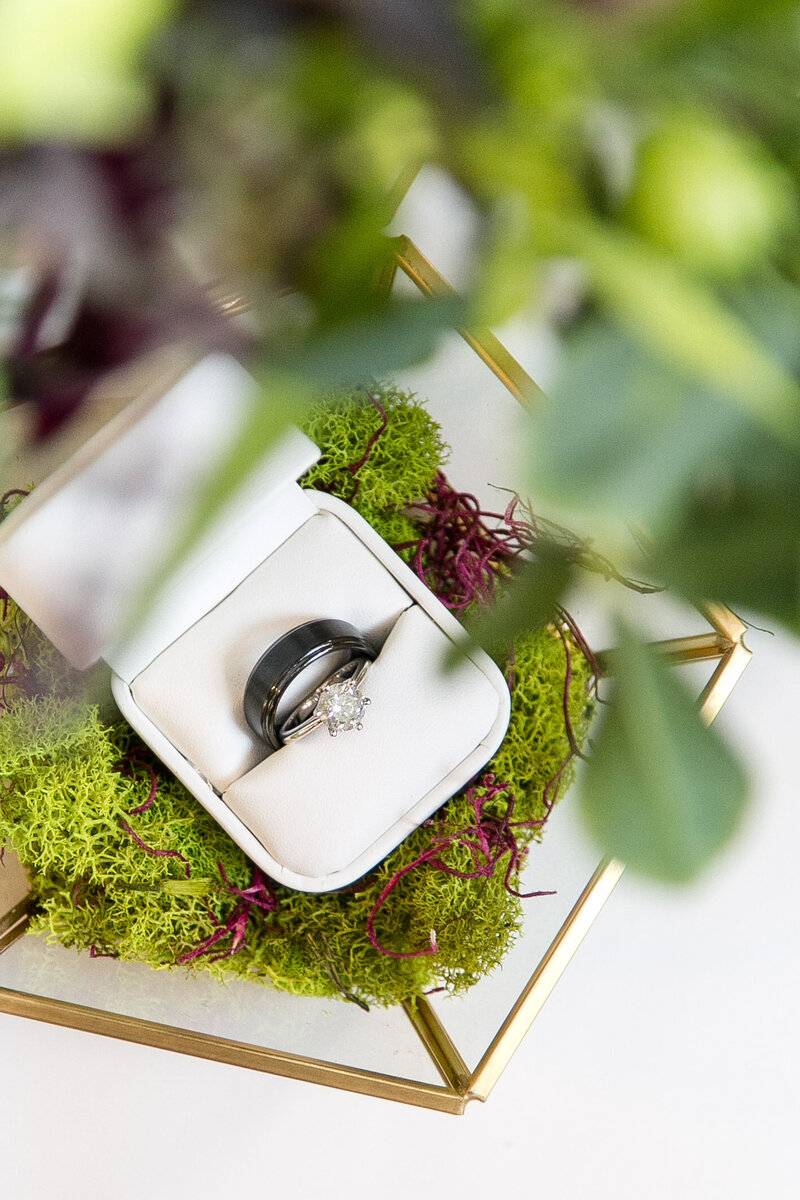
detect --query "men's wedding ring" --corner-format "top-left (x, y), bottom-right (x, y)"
top-left (244, 619), bottom-right (375, 751)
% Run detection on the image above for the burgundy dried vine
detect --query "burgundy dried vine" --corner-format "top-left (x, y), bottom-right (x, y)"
top-left (315, 388), bottom-right (389, 502)
top-left (397, 474), bottom-right (658, 614)
top-left (366, 773), bottom-right (557, 959)
top-left (177, 861), bottom-right (280, 965)
top-left (89, 945), bottom-right (117, 960)
top-left (116, 753), bottom-right (160, 816)
top-left (0, 649), bottom-right (29, 713)
top-left (112, 749), bottom-right (281, 966)
top-left (118, 818), bottom-right (192, 877)
top-left (343, 390), bottom-right (388, 484)
top-left (114, 751), bottom-right (192, 877)
top-left (0, 489), bottom-right (30, 511)
top-left (395, 473), bottom-right (526, 613)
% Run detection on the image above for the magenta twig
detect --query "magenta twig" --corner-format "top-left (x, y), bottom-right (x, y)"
top-left (114, 754), bottom-right (159, 815)
top-left (177, 862), bottom-right (280, 965)
top-left (0, 488), bottom-right (30, 511)
top-left (119, 819), bottom-right (192, 878)
top-left (0, 650), bottom-right (30, 712)
top-left (398, 476), bottom-right (659, 614)
top-left (111, 746), bottom-right (279, 968)
top-left (366, 774), bottom-right (556, 959)
top-left (344, 390), bottom-right (389, 478)
top-left (309, 389), bottom-right (390, 503)
top-left (89, 945), bottom-right (117, 959)
top-left (395, 473), bottom-right (527, 613)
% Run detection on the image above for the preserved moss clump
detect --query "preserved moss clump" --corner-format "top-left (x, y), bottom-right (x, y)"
top-left (0, 391), bottom-right (594, 1008)
top-left (0, 629), bottom-right (591, 1006)
top-left (300, 382), bottom-right (448, 552)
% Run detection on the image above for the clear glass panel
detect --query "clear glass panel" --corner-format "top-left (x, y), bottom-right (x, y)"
top-left (425, 773), bottom-right (603, 1069)
top-left (0, 229), bottom-right (722, 1093)
top-left (0, 933), bottom-right (443, 1083)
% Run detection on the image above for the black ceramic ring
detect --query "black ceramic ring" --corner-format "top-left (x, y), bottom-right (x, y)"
top-left (244, 619), bottom-right (376, 751)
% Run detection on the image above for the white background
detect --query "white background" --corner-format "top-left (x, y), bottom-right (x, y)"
top-left (2, 172), bottom-right (799, 1198)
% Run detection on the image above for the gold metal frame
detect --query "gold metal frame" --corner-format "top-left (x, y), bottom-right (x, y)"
top-left (0, 238), bottom-right (751, 1114)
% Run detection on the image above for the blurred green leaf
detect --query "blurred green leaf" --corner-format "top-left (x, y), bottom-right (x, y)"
top-left (0, 0), bottom-right (176, 143)
top-left (464, 551), bottom-right (573, 662)
top-left (531, 320), bottom-right (743, 529)
top-left (653, 486), bottom-right (800, 631)
top-left (529, 281), bottom-right (800, 628)
top-left (286, 296), bottom-right (466, 385)
top-left (531, 305), bottom-right (800, 529)
top-left (563, 218), bottom-right (800, 446)
top-left (686, 25), bottom-right (800, 147)
top-left (579, 619), bottom-right (748, 881)
top-left (471, 193), bottom-right (538, 326)
top-left (633, 0), bottom-right (800, 56)
top-left (626, 117), bottom-right (796, 277)
top-left (723, 276), bottom-right (800, 373)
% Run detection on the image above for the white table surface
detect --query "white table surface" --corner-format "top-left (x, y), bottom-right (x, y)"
top-left (2, 170), bottom-right (798, 1198)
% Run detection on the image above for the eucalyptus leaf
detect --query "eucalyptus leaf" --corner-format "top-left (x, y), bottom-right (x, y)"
top-left (464, 551), bottom-right (573, 663)
top-left (723, 277), bottom-right (800, 374)
top-left (579, 620), bottom-right (748, 882)
top-left (565, 218), bottom-right (800, 446)
top-left (287, 295), bottom-right (465, 386)
top-left (653, 485), bottom-right (800, 632)
top-left (530, 321), bottom-right (745, 529)
top-left (530, 295), bottom-right (800, 550)
top-left (687, 30), bottom-right (800, 145)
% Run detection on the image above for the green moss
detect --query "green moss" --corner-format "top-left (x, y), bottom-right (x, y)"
top-left (490, 627), bottom-right (592, 827)
top-left (300, 382), bottom-right (448, 551)
top-left (0, 388), bottom-right (595, 1008)
top-left (0, 698), bottom-right (256, 962)
top-left (0, 626), bottom-right (593, 1006)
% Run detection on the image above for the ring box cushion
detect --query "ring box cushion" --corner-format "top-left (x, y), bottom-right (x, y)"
top-left (130, 508), bottom-right (414, 792)
top-left (224, 603), bottom-right (501, 879)
top-left (0, 354), bottom-right (511, 891)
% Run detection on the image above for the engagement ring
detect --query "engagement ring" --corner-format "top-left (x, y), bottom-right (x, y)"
top-left (244, 619), bottom-right (375, 751)
top-left (279, 658), bottom-right (371, 743)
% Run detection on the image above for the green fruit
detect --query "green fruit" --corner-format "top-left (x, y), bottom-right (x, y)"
top-left (628, 119), bottom-right (796, 275)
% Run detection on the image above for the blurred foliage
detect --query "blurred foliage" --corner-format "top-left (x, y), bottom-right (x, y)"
top-left (2, 0), bottom-right (800, 881)
top-left (0, 0), bottom-right (178, 143)
top-left (0, 404), bottom-right (593, 1006)
top-left (579, 620), bottom-right (748, 882)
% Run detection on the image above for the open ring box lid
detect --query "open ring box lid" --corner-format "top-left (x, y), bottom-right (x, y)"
top-left (0, 353), bottom-right (511, 892)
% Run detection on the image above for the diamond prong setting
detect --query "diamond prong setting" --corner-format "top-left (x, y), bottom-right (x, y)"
top-left (315, 678), bottom-right (369, 737)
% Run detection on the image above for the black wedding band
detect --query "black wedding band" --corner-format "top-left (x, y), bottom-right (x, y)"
top-left (244, 619), bottom-right (376, 751)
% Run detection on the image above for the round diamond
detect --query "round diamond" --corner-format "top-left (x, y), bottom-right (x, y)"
top-left (315, 680), bottom-right (367, 736)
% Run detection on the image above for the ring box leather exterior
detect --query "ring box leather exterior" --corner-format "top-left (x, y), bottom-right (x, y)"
top-left (0, 354), bottom-right (511, 892)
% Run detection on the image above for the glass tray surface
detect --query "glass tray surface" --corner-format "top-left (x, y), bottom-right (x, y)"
top-left (0, 236), bottom-right (750, 1113)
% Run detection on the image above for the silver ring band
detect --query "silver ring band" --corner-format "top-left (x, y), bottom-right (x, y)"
top-left (244, 619), bottom-right (375, 751)
top-left (279, 657), bottom-right (372, 743)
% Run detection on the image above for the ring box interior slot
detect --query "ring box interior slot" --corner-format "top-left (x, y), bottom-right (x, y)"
top-left (0, 355), bottom-right (511, 892)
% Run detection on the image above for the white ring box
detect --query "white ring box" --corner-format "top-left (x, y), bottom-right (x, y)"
top-left (0, 354), bottom-right (510, 892)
